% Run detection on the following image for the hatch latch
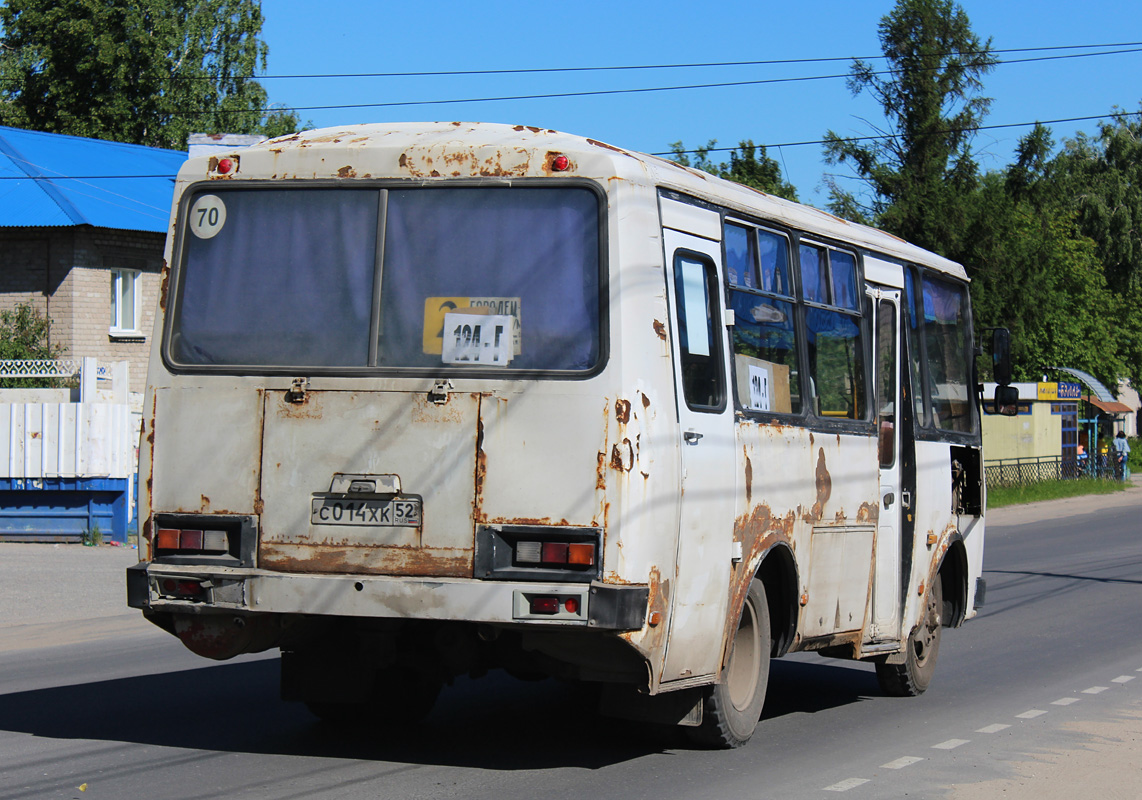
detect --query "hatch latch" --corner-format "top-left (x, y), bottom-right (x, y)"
top-left (286, 377), bottom-right (309, 404)
top-left (428, 379), bottom-right (454, 405)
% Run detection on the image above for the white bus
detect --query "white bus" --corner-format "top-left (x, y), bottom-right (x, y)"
top-left (128, 122), bottom-right (1015, 747)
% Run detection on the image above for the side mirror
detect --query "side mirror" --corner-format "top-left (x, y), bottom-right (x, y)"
top-left (991, 328), bottom-right (1013, 385)
top-left (995, 384), bottom-right (1019, 417)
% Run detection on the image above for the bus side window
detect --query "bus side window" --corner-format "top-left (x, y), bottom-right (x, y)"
top-left (801, 243), bottom-right (867, 420)
top-left (673, 252), bottom-right (725, 410)
top-left (903, 268), bottom-right (928, 425)
top-left (726, 225), bottom-right (801, 415)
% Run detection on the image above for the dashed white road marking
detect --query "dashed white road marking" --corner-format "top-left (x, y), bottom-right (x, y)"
top-left (1082, 686), bottom-right (1109, 694)
top-left (976, 723), bottom-right (1011, 733)
top-left (881, 756), bottom-right (924, 769)
top-left (823, 778), bottom-right (870, 792)
top-left (1051, 697), bottom-right (1080, 706)
top-left (1016, 709), bottom-right (1047, 719)
top-left (1112, 675), bottom-right (1135, 683)
top-left (932, 738), bottom-right (970, 750)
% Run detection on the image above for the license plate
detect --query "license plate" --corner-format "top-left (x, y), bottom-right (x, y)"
top-left (310, 497), bottom-right (421, 527)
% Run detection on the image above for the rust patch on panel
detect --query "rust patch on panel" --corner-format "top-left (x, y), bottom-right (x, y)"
top-left (807, 448), bottom-right (832, 522)
top-left (856, 501), bottom-right (880, 523)
top-left (615, 398), bottom-right (632, 424)
top-left (640, 393), bottom-right (651, 410)
top-left (158, 262), bottom-right (170, 311)
top-left (474, 412), bottom-right (487, 523)
top-left (653, 320), bottom-right (667, 341)
top-left (632, 566), bottom-right (671, 653)
top-left (609, 439), bottom-right (634, 472)
top-left (200, 495), bottom-right (210, 511)
top-left (337, 165), bottom-right (356, 178)
top-left (596, 451), bottom-right (607, 490)
top-left (276, 392), bottom-right (322, 419)
top-left (264, 545), bottom-right (473, 578)
top-left (726, 503), bottom-right (795, 667)
top-left (587, 138), bottom-right (623, 153)
top-left (744, 452), bottom-right (753, 506)
top-left (484, 516), bottom-right (572, 529)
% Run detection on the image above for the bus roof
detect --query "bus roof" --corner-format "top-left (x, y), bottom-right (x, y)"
top-left (201, 121), bottom-right (969, 282)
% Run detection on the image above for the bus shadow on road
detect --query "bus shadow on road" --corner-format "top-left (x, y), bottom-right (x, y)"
top-left (0, 655), bottom-right (880, 766)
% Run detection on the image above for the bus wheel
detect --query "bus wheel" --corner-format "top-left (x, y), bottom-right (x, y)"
top-left (688, 579), bottom-right (771, 749)
top-left (877, 577), bottom-right (942, 696)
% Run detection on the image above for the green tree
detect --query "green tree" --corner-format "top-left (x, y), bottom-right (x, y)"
top-left (962, 130), bottom-right (1124, 388)
top-left (0, 302), bottom-right (65, 387)
top-left (0, 0), bottom-right (305, 149)
top-left (822, 0), bottom-right (996, 254)
top-left (1052, 106), bottom-right (1142, 296)
top-left (668, 139), bottom-right (799, 201)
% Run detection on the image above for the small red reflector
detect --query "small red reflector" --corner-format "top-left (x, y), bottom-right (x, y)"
top-left (530, 596), bottom-right (559, 615)
top-left (552, 154), bottom-right (570, 171)
top-left (567, 543), bottom-right (595, 566)
top-left (216, 157), bottom-right (234, 174)
top-left (156, 528), bottom-right (180, 550)
top-left (541, 542), bottom-right (569, 564)
top-left (564, 597), bottom-right (579, 614)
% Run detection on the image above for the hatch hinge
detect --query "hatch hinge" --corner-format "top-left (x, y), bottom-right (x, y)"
top-left (428, 379), bottom-right (454, 405)
top-left (286, 377), bottom-right (309, 404)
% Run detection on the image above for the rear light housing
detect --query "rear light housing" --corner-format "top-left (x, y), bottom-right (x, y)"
top-left (475, 524), bottom-right (602, 583)
top-left (149, 514), bottom-right (255, 566)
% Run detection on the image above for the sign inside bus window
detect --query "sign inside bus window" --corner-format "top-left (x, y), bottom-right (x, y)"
top-left (441, 313), bottom-right (514, 366)
top-left (188, 194), bottom-right (227, 239)
top-left (748, 364), bottom-right (772, 411)
top-left (423, 297), bottom-right (521, 355)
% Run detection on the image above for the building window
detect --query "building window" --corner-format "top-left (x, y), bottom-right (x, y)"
top-left (110, 269), bottom-right (141, 335)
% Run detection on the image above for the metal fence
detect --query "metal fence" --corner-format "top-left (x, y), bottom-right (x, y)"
top-left (985, 455), bottom-right (1124, 487)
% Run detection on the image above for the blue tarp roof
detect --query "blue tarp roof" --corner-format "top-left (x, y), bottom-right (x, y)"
top-left (0, 126), bottom-right (185, 233)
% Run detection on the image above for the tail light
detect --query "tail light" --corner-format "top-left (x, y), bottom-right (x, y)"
top-left (155, 527), bottom-right (228, 555)
top-left (515, 540), bottom-right (596, 568)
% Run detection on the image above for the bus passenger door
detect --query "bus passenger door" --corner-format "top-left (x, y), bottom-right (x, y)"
top-left (870, 286), bottom-right (903, 640)
top-left (660, 216), bottom-right (735, 684)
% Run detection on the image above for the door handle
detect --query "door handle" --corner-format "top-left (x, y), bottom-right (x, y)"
top-left (683, 430), bottom-right (704, 444)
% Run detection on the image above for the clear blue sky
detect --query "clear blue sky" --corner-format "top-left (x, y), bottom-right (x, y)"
top-left (260, 0), bottom-right (1142, 207)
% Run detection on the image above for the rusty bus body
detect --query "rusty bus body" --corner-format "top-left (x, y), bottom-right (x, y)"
top-left (128, 122), bottom-right (999, 747)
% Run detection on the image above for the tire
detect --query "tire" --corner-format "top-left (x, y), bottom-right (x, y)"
top-left (687, 579), bottom-right (771, 749)
top-left (877, 576), bottom-right (942, 696)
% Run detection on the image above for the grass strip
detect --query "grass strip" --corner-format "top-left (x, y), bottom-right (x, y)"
top-left (987, 478), bottom-right (1127, 509)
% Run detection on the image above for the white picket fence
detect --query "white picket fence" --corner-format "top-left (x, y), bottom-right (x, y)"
top-left (0, 358), bottom-right (135, 480)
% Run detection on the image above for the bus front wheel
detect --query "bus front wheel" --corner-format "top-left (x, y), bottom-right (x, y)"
top-left (688, 578), bottom-right (771, 749)
top-left (877, 577), bottom-right (942, 696)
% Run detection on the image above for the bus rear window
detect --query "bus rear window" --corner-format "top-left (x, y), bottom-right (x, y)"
top-left (169, 186), bottom-right (602, 373)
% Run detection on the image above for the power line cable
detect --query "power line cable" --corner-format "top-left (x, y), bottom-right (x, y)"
top-left (1, 109), bottom-right (1138, 179)
top-left (145, 39), bottom-right (1142, 81)
top-left (657, 110), bottom-right (1142, 156)
top-left (38, 45), bottom-right (1137, 120)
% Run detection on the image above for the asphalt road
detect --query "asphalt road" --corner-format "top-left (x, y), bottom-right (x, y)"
top-left (0, 488), bottom-right (1139, 799)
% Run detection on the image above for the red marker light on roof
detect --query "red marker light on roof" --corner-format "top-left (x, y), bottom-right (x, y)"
top-left (216, 158), bottom-right (234, 175)
top-left (552, 155), bottom-right (570, 172)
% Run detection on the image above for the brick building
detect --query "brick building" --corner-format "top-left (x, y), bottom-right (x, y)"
top-left (0, 126), bottom-right (186, 395)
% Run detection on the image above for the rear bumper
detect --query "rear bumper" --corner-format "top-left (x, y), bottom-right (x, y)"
top-left (127, 562), bottom-right (648, 631)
